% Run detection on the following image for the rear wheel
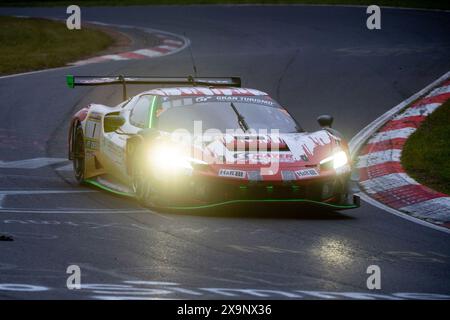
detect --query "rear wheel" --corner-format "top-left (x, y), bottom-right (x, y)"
top-left (72, 124), bottom-right (85, 184)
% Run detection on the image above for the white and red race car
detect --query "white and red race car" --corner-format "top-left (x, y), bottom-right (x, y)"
top-left (67, 75), bottom-right (359, 210)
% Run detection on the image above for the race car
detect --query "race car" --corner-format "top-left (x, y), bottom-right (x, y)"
top-left (67, 75), bottom-right (360, 210)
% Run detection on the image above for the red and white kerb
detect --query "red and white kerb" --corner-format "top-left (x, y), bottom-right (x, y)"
top-left (358, 79), bottom-right (450, 228)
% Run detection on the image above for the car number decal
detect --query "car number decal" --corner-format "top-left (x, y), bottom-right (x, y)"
top-left (84, 116), bottom-right (101, 150)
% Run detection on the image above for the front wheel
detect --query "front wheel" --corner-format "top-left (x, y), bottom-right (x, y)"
top-left (131, 157), bottom-right (166, 208)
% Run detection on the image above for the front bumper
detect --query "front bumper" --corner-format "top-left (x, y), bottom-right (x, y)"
top-left (157, 172), bottom-right (360, 210)
top-left (165, 195), bottom-right (360, 210)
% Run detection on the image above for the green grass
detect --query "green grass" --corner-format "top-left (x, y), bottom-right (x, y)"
top-left (402, 101), bottom-right (450, 195)
top-left (0, 16), bottom-right (113, 75)
top-left (1, 0), bottom-right (449, 10)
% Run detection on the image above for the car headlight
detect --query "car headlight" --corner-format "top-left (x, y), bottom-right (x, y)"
top-left (148, 144), bottom-right (205, 172)
top-left (320, 151), bottom-right (348, 170)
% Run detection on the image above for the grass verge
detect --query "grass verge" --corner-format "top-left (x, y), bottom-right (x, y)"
top-left (401, 101), bottom-right (450, 195)
top-left (0, 16), bottom-right (114, 75)
top-left (1, 0), bottom-right (450, 11)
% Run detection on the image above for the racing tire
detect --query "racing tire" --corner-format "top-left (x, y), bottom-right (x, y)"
top-left (72, 123), bottom-right (85, 184)
top-left (131, 152), bottom-right (166, 208)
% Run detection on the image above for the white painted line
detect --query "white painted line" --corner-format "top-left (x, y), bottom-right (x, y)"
top-left (55, 163), bottom-right (73, 171)
top-left (133, 49), bottom-right (163, 57)
top-left (0, 190), bottom-right (95, 195)
top-left (157, 45), bottom-right (180, 50)
top-left (426, 84), bottom-right (450, 97)
top-left (400, 197), bottom-right (450, 221)
top-left (88, 21), bottom-right (110, 26)
top-left (394, 103), bottom-right (440, 119)
top-left (100, 54), bottom-right (130, 61)
top-left (0, 208), bottom-right (148, 214)
top-left (0, 65), bottom-right (76, 80)
top-left (367, 127), bottom-right (416, 144)
top-left (357, 192), bottom-right (450, 234)
top-left (357, 149), bottom-right (401, 168)
top-left (359, 173), bottom-right (418, 194)
top-left (0, 158), bottom-right (68, 169)
top-left (162, 39), bottom-right (184, 46)
top-left (0, 189), bottom-right (95, 209)
top-left (0, 205), bottom-right (172, 220)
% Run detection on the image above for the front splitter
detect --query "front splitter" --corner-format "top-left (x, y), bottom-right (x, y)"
top-left (84, 177), bottom-right (360, 211)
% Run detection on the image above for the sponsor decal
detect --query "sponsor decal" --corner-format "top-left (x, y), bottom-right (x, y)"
top-left (215, 95), bottom-right (275, 106)
top-left (84, 114), bottom-right (102, 150)
top-left (84, 138), bottom-right (99, 150)
top-left (160, 95), bottom-right (274, 109)
top-left (295, 168), bottom-right (319, 179)
top-left (219, 169), bottom-right (246, 179)
top-left (195, 96), bottom-right (214, 103)
top-left (233, 152), bottom-right (295, 164)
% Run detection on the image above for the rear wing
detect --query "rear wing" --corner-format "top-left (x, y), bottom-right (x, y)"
top-left (66, 75), bottom-right (241, 100)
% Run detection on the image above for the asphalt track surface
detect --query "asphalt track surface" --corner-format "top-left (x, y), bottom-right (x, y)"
top-left (0, 5), bottom-right (449, 299)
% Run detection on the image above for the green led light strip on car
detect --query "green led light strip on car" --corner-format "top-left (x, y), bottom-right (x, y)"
top-left (148, 96), bottom-right (158, 128)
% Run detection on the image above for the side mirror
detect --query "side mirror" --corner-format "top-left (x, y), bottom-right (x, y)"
top-left (104, 114), bottom-right (125, 132)
top-left (317, 115), bottom-right (333, 128)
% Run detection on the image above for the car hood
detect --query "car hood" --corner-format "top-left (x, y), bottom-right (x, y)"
top-left (188, 130), bottom-right (341, 168)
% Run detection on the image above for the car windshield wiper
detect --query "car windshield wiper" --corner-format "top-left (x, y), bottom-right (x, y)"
top-left (230, 102), bottom-right (250, 132)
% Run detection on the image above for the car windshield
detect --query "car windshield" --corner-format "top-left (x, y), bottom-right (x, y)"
top-left (154, 95), bottom-right (302, 133)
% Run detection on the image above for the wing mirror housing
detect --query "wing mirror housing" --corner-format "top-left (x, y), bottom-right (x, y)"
top-left (317, 115), bottom-right (333, 128)
top-left (104, 114), bottom-right (126, 132)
